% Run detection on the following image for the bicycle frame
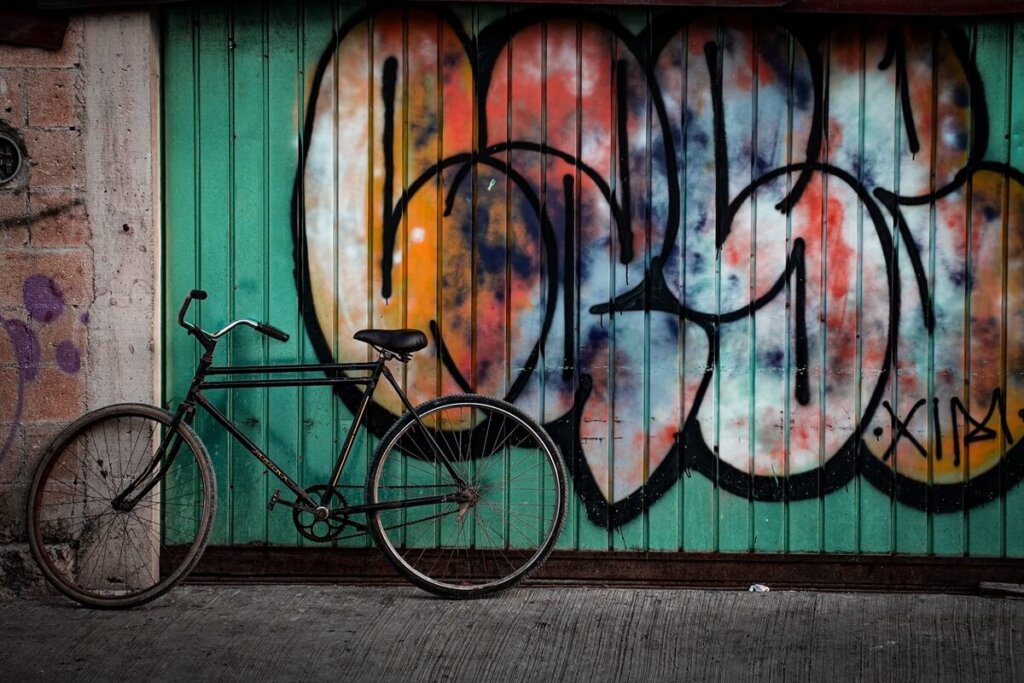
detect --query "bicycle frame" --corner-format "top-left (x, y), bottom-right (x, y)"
top-left (117, 340), bottom-right (470, 522)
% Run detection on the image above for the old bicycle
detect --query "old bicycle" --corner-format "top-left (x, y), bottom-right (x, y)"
top-left (27, 289), bottom-right (566, 608)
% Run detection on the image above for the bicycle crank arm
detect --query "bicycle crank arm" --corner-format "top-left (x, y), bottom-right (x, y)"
top-left (267, 489), bottom-right (315, 513)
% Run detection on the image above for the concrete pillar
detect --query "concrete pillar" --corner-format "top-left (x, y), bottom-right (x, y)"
top-left (83, 11), bottom-right (161, 410)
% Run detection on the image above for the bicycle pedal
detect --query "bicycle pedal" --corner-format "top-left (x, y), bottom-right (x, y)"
top-left (268, 489), bottom-right (281, 511)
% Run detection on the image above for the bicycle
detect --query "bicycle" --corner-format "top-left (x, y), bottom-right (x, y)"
top-left (27, 289), bottom-right (567, 608)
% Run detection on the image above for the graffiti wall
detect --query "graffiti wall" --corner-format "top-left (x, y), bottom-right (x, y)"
top-left (163, 2), bottom-right (1024, 555)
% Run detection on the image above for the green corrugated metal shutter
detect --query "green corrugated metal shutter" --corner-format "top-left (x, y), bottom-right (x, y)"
top-left (162, 1), bottom-right (1024, 558)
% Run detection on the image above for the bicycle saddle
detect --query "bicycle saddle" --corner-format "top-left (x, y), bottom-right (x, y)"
top-left (354, 328), bottom-right (428, 354)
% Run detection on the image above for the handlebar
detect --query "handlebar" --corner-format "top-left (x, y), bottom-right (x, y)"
top-left (254, 322), bottom-right (290, 342)
top-left (178, 289), bottom-right (290, 346)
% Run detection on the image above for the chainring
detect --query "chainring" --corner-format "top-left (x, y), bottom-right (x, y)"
top-left (292, 485), bottom-right (348, 542)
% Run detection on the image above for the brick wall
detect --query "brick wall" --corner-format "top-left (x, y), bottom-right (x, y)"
top-left (0, 13), bottom-right (157, 595)
top-left (0, 17), bottom-right (90, 593)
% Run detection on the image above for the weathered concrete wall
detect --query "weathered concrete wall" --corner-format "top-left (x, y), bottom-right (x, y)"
top-left (0, 12), bottom-right (159, 594)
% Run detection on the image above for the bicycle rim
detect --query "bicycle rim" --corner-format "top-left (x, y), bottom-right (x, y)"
top-left (27, 404), bottom-right (215, 608)
top-left (368, 396), bottom-right (566, 597)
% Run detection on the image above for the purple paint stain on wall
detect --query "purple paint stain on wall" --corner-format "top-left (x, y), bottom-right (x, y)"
top-left (2, 318), bottom-right (41, 381)
top-left (80, 312), bottom-right (90, 325)
top-left (56, 340), bottom-right (81, 374)
top-left (23, 274), bottom-right (65, 323)
top-left (2, 276), bottom-right (81, 463)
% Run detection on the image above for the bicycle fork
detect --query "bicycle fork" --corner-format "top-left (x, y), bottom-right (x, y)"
top-left (111, 351), bottom-right (214, 512)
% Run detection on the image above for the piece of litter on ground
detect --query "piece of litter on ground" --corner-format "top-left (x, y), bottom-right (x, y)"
top-left (748, 584), bottom-right (770, 593)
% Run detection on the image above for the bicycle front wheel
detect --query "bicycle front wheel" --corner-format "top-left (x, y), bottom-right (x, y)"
top-left (27, 403), bottom-right (216, 608)
top-left (367, 395), bottom-right (566, 598)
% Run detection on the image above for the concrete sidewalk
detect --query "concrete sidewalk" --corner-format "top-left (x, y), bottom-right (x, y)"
top-left (2, 585), bottom-right (1022, 682)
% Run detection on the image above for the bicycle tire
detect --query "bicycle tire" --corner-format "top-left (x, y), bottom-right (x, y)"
top-left (27, 403), bottom-right (216, 608)
top-left (366, 394), bottom-right (566, 598)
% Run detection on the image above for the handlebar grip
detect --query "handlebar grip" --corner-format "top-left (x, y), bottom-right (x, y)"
top-left (256, 322), bottom-right (290, 342)
top-left (179, 289), bottom-right (206, 331)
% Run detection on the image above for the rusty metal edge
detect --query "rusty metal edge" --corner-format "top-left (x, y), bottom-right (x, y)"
top-left (179, 547), bottom-right (1024, 594)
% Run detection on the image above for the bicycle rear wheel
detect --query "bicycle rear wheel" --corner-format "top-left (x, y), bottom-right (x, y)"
top-left (367, 394), bottom-right (566, 598)
top-left (27, 403), bottom-right (216, 608)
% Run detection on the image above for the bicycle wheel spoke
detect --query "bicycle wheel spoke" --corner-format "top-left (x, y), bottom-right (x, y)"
top-left (473, 505), bottom-right (514, 552)
top-left (479, 499), bottom-right (545, 537)
top-left (471, 416), bottom-right (532, 484)
top-left (407, 509), bottom-right (452, 549)
top-left (425, 520), bottom-right (466, 578)
top-left (54, 457), bottom-right (114, 505)
top-left (151, 475), bottom-right (203, 497)
top-left (75, 509), bottom-right (122, 584)
top-left (503, 459), bottom-right (550, 486)
top-left (113, 515), bottom-right (133, 589)
top-left (99, 421), bottom-right (116, 498)
top-left (121, 416), bottom-right (153, 480)
top-left (125, 508), bottom-right (164, 566)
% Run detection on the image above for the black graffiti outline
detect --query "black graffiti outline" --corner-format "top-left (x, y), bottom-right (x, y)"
top-left (880, 398), bottom-right (929, 461)
top-left (574, 161), bottom-right (900, 525)
top-left (291, 5), bottom-right (1024, 526)
top-left (0, 197), bottom-right (85, 233)
top-left (879, 23), bottom-right (921, 157)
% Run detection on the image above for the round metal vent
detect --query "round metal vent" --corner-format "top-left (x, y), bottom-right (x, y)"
top-left (0, 133), bottom-right (23, 185)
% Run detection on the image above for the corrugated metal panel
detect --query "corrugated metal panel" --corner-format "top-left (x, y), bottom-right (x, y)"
top-left (162, 1), bottom-right (1024, 557)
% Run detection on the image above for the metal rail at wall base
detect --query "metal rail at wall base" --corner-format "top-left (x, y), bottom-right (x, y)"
top-left (174, 548), bottom-right (1024, 594)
